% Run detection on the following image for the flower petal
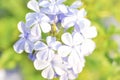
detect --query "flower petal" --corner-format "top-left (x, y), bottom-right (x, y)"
top-left (40, 14), bottom-right (50, 22)
top-left (68, 70), bottom-right (78, 80)
top-left (62, 16), bottom-right (76, 28)
top-left (25, 40), bottom-right (34, 53)
top-left (34, 41), bottom-right (47, 50)
top-left (31, 24), bottom-right (41, 36)
top-left (42, 66), bottom-right (54, 79)
top-left (30, 24), bottom-right (41, 42)
top-left (76, 18), bottom-right (91, 30)
top-left (54, 66), bottom-right (65, 76)
top-left (18, 21), bottom-right (26, 33)
top-left (60, 69), bottom-right (78, 80)
top-left (52, 55), bottom-right (65, 75)
top-left (40, 22), bottom-right (51, 33)
top-left (70, 0), bottom-right (83, 9)
top-left (58, 46), bottom-right (71, 57)
top-left (46, 36), bottom-right (56, 46)
top-left (74, 45), bottom-right (83, 56)
top-left (52, 54), bottom-right (62, 64)
top-left (77, 8), bottom-right (86, 18)
top-left (26, 13), bottom-right (36, 27)
top-left (48, 49), bottom-right (55, 61)
top-left (27, 0), bottom-right (40, 12)
top-left (34, 59), bottom-right (49, 70)
top-left (39, 0), bottom-right (50, 7)
top-left (49, 5), bottom-right (59, 14)
top-left (73, 32), bottom-right (84, 45)
top-left (13, 38), bottom-right (25, 53)
top-left (68, 50), bottom-right (84, 73)
top-left (60, 73), bottom-right (68, 80)
top-left (26, 12), bottom-right (36, 21)
top-left (58, 4), bottom-right (68, 13)
top-left (81, 39), bottom-right (96, 56)
top-left (50, 0), bottom-right (55, 2)
top-left (57, 0), bottom-right (66, 4)
top-left (81, 26), bottom-right (97, 38)
top-left (51, 41), bottom-right (61, 50)
top-left (36, 49), bottom-right (49, 60)
top-left (36, 49), bottom-right (55, 61)
top-left (61, 32), bottom-right (72, 46)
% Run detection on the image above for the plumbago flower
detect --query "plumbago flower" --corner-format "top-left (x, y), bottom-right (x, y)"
top-left (25, 12), bottom-right (51, 33)
top-left (13, 21), bottom-right (41, 53)
top-left (13, 0), bottom-right (97, 80)
top-left (58, 32), bottom-right (85, 74)
top-left (34, 36), bottom-right (61, 61)
top-left (39, 0), bottom-right (68, 14)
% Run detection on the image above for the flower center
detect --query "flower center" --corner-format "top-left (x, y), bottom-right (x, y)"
top-left (48, 46), bottom-right (52, 49)
top-left (24, 32), bottom-right (29, 39)
top-left (71, 45), bottom-right (75, 49)
top-left (50, 23), bottom-right (57, 36)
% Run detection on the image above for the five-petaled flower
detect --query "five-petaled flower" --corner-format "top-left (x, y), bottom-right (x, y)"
top-left (13, 21), bottom-right (41, 53)
top-left (58, 32), bottom-right (85, 74)
top-left (34, 54), bottom-right (65, 79)
top-left (34, 36), bottom-right (61, 61)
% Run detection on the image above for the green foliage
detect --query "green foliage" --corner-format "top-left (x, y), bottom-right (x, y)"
top-left (0, 0), bottom-right (120, 80)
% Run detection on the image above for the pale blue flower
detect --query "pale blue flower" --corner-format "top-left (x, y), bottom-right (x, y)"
top-left (13, 21), bottom-right (41, 53)
top-left (26, 12), bottom-right (51, 33)
top-left (34, 36), bottom-right (61, 61)
top-left (34, 54), bottom-right (65, 79)
top-left (39, 0), bottom-right (68, 15)
top-left (38, 0), bottom-right (68, 29)
top-left (58, 32), bottom-right (85, 73)
top-left (62, 8), bottom-right (87, 29)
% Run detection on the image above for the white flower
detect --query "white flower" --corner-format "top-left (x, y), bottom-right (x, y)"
top-left (62, 8), bottom-right (87, 29)
top-left (34, 54), bottom-right (65, 79)
top-left (39, 0), bottom-right (68, 14)
top-left (58, 32), bottom-right (85, 74)
top-left (34, 36), bottom-right (61, 61)
top-left (26, 12), bottom-right (51, 33)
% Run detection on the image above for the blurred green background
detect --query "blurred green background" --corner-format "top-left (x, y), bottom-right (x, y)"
top-left (0, 0), bottom-right (120, 80)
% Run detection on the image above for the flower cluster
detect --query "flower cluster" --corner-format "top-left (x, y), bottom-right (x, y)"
top-left (13, 0), bottom-right (97, 80)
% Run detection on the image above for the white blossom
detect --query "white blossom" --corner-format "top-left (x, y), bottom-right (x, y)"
top-left (58, 32), bottom-right (85, 73)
